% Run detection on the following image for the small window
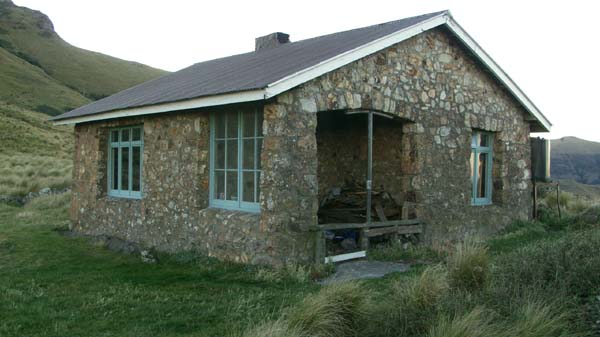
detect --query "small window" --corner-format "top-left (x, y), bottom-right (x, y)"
top-left (470, 131), bottom-right (493, 205)
top-left (108, 126), bottom-right (143, 198)
top-left (210, 108), bottom-right (263, 212)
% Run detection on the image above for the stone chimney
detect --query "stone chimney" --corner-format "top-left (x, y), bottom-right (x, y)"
top-left (255, 32), bottom-right (290, 51)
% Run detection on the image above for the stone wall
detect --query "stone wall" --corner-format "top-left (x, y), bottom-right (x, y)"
top-left (316, 112), bottom-right (405, 202)
top-left (275, 26), bottom-right (533, 243)
top-left (71, 106), bottom-right (295, 265)
top-left (72, 26), bottom-right (535, 265)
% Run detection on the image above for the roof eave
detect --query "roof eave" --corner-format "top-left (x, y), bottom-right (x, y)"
top-left (53, 11), bottom-right (551, 132)
top-left (52, 89), bottom-right (266, 125)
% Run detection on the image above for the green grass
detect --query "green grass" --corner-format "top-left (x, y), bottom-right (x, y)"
top-left (0, 1), bottom-right (167, 114)
top-left (0, 195), bottom-right (318, 336)
top-left (1, 193), bottom-right (599, 336)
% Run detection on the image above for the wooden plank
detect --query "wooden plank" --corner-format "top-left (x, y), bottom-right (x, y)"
top-left (366, 226), bottom-right (398, 237)
top-left (318, 219), bottom-right (420, 231)
top-left (324, 250), bottom-right (366, 263)
top-left (397, 224), bottom-right (423, 235)
top-left (366, 224), bottom-right (423, 237)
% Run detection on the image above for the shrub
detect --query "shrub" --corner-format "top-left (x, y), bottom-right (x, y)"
top-left (447, 240), bottom-right (489, 291)
top-left (427, 307), bottom-right (496, 337)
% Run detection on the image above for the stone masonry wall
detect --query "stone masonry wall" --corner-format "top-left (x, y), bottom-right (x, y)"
top-left (72, 106), bottom-right (293, 265)
top-left (275, 26), bottom-right (533, 243)
top-left (316, 114), bottom-right (404, 202)
top-left (72, 26), bottom-right (535, 265)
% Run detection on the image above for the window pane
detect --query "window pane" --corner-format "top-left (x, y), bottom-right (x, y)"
top-left (243, 139), bottom-right (255, 169)
top-left (215, 114), bottom-right (225, 138)
top-left (215, 171), bottom-right (225, 200)
top-left (132, 127), bottom-right (142, 141)
top-left (470, 150), bottom-right (475, 184)
top-left (112, 147), bottom-right (119, 190)
top-left (226, 111), bottom-right (238, 139)
top-left (215, 140), bottom-right (225, 169)
top-left (226, 140), bottom-right (238, 169)
top-left (111, 130), bottom-right (119, 143)
top-left (479, 134), bottom-right (489, 147)
top-left (257, 111), bottom-right (264, 136)
top-left (132, 146), bottom-right (141, 192)
top-left (121, 129), bottom-right (130, 142)
top-left (226, 171), bottom-right (238, 201)
top-left (257, 138), bottom-right (262, 170)
top-left (477, 153), bottom-right (488, 198)
top-left (121, 147), bottom-right (129, 191)
top-left (243, 171), bottom-right (255, 202)
top-left (243, 111), bottom-right (255, 137)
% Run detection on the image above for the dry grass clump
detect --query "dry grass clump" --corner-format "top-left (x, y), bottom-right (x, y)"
top-left (447, 239), bottom-right (489, 291)
top-left (0, 154), bottom-right (71, 197)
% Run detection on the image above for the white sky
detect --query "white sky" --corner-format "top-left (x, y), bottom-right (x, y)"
top-left (12, 0), bottom-right (600, 142)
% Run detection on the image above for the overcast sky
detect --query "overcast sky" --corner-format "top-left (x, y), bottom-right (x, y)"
top-left (12, 0), bottom-right (600, 142)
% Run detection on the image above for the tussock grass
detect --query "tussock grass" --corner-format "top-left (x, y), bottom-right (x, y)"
top-left (364, 265), bottom-right (449, 336)
top-left (447, 239), bottom-right (489, 291)
top-left (286, 282), bottom-right (366, 337)
top-left (245, 282), bottom-right (366, 337)
top-left (506, 300), bottom-right (570, 337)
top-left (427, 307), bottom-right (495, 337)
top-left (0, 154), bottom-right (71, 197)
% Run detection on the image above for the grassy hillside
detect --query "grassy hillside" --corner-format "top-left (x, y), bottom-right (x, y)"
top-left (0, 102), bottom-right (73, 197)
top-left (0, 0), bottom-right (167, 114)
top-left (0, 48), bottom-right (88, 116)
top-left (552, 137), bottom-right (600, 185)
top-left (0, 102), bottom-right (72, 157)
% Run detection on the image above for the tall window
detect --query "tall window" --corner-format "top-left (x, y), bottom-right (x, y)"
top-left (210, 108), bottom-right (263, 212)
top-left (108, 126), bottom-right (143, 198)
top-left (470, 131), bottom-right (493, 205)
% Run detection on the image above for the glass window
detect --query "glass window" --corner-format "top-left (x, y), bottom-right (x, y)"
top-left (211, 108), bottom-right (263, 212)
top-left (108, 126), bottom-right (143, 198)
top-left (471, 131), bottom-right (493, 205)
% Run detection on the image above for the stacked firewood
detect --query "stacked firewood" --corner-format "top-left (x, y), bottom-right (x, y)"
top-left (318, 182), bottom-right (402, 224)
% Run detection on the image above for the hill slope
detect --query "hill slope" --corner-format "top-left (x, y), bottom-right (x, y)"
top-left (551, 136), bottom-right (600, 185)
top-left (0, 0), bottom-right (167, 115)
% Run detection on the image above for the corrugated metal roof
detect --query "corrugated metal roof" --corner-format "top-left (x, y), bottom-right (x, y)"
top-left (53, 11), bottom-right (445, 121)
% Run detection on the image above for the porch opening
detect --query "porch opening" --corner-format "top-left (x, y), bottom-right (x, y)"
top-left (315, 110), bottom-right (421, 262)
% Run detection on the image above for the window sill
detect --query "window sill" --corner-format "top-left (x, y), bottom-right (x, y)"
top-left (209, 202), bottom-right (260, 214)
top-left (471, 201), bottom-right (492, 207)
top-left (107, 193), bottom-right (143, 200)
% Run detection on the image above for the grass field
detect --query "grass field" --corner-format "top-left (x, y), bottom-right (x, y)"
top-left (0, 193), bottom-right (599, 336)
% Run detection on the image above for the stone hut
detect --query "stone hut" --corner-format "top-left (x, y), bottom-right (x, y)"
top-left (53, 11), bottom-right (551, 265)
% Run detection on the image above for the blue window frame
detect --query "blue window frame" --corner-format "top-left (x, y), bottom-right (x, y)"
top-left (108, 126), bottom-right (143, 199)
top-left (209, 108), bottom-right (263, 212)
top-left (470, 131), bottom-right (493, 205)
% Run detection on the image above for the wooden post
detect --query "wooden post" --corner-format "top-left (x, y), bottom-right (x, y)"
top-left (532, 180), bottom-right (537, 219)
top-left (361, 111), bottom-right (373, 251)
top-left (556, 182), bottom-right (561, 220)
